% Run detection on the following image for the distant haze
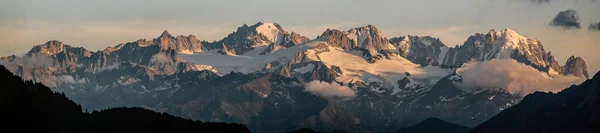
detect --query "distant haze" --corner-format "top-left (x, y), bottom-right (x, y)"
top-left (1, 0), bottom-right (599, 74)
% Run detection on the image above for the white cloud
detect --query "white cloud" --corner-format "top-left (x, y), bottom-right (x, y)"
top-left (51, 75), bottom-right (86, 84)
top-left (150, 52), bottom-right (173, 65)
top-left (304, 80), bottom-right (355, 97)
top-left (456, 59), bottom-right (586, 95)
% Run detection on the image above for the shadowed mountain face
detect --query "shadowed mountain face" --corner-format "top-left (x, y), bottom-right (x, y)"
top-left (0, 65), bottom-right (250, 133)
top-left (468, 71), bottom-right (600, 133)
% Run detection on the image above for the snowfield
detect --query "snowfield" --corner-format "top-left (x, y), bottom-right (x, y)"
top-left (303, 44), bottom-right (453, 93)
top-left (181, 39), bottom-right (453, 93)
top-left (180, 40), bottom-right (324, 75)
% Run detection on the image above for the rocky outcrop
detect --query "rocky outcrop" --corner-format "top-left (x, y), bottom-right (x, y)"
top-left (563, 56), bottom-right (589, 78)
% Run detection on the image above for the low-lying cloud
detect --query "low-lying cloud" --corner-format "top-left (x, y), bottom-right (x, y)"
top-left (51, 75), bottom-right (87, 84)
top-left (150, 52), bottom-right (174, 65)
top-left (304, 80), bottom-right (355, 97)
top-left (456, 59), bottom-right (585, 95)
top-left (550, 9), bottom-right (581, 29)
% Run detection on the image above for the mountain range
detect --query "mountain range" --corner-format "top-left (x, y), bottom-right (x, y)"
top-left (0, 22), bottom-right (590, 133)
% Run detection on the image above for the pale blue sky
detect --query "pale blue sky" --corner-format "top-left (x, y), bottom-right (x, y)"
top-left (1, 0), bottom-right (599, 73)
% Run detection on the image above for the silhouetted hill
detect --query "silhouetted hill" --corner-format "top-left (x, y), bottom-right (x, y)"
top-left (287, 128), bottom-right (326, 133)
top-left (391, 118), bottom-right (470, 133)
top-left (468, 71), bottom-right (600, 133)
top-left (0, 65), bottom-right (250, 133)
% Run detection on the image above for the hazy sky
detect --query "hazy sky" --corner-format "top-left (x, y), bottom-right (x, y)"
top-left (1, 0), bottom-right (599, 74)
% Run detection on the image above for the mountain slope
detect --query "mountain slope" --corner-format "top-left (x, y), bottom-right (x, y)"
top-left (468, 71), bottom-right (600, 133)
top-left (391, 118), bottom-right (471, 133)
top-left (0, 65), bottom-right (250, 133)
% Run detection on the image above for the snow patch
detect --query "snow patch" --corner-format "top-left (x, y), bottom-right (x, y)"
top-left (192, 64), bottom-right (217, 73)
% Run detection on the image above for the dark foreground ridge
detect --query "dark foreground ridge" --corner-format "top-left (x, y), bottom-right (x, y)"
top-left (468, 71), bottom-right (600, 133)
top-left (287, 117), bottom-right (470, 133)
top-left (0, 65), bottom-right (250, 133)
top-left (390, 117), bottom-right (471, 133)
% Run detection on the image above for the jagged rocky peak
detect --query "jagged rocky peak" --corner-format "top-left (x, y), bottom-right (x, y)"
top-left (317, 28), bottom-right (355, 50)
top-left (389, 35), bottom-right (448, 66)
top-left (349, 24), bottom-right (382, 35)
top-left (27, 40), bottom-right (67, 56)
top-left (243, 22), bottom-right (287, 44)
top-left (478, 28), bottom-right (530, 48)
top-left (205, 22), bottom-right (308, 55)
top-left (150, 29), bottom-right (203, 53)
top-left (317, 25), bottom-right (395, 62)
top-left (563, 56), bottom-right (589, 78)
top-left (441, 28), bottom-right (547, 67)
top-left (346, 25), bottom-right (391, 48)
top-left (160, 30), bottom-right (172, 38)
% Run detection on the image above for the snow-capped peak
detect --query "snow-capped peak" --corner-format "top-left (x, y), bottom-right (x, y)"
top-left (27, 40), bottom-right (67, 56)
top-left (254, 22), bottom-right (285, 44)
top-left (485, 28), bottom-right (543, 59)
top-left (346, 25), bottom-right (385, 44)
top-left (489, 29), bottom-right (528, 48)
